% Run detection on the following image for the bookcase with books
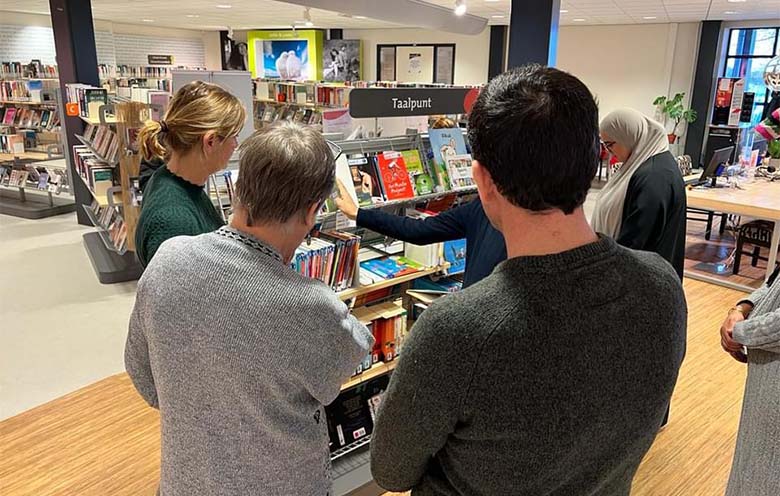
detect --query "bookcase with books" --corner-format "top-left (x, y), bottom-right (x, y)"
top-left (66, 88), bottom-right (149, 283)
top-left (253, 79), bottom-right (352, 130)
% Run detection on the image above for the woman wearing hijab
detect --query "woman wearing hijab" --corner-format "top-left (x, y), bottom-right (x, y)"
top-left (720, 265), bottom-right (780, 495)
top-left (592, 108), bottom-right (687, 279)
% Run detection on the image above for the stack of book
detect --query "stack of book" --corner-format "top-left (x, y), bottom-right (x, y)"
top-left (0, 62), bottom-right (58, 79)
top-left (317, 85), bottom-right (350, 107)
top-left (73, 145), bottom-right (116, 198)
top-left (331, 147), bottom-right (439, 207)
top-left (352, 300), bottom-right (408, 368)
top-left (0, 81), bottom-right (29, 101)
top-left (82, 123), bottom-right (121, 163)
top-left (256, 101), bottom-right (323, 127)
top-left (65, 84), bottom-right (108, 119)
top-left (88, 199), bottom-right (128, 253)
top-left (291, 230), bottom-right (361, 291)
top-left (359, 256), bottom-right (424, 284)
top-left (0, 134), bottom-right (25, 154)
top-left (0, 106), bottom-right (60, 131)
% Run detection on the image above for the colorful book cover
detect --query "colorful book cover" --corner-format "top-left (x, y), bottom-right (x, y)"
top-left (353, 155), bottom-right (384, 203)
top-left (400, 149), bottom-right (434, 195)
top-left (445, 154), bottom-right (476, 190)
top-left (375, 151), bottom-right (415, 201)
top-left (3, 107), bottom-right (17, 126)
top-left (443, 239), bottom-right (467, 275)
top-left (428, 128), bottom-right (467, 193)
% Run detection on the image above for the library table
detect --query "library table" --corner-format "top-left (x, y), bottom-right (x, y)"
top-left (686, 178), bottom-right (780, 291)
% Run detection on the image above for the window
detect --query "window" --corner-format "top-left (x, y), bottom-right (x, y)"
top-left (723, 27), bottom-right (780, 123)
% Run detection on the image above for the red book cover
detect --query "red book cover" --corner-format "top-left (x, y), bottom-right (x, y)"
top-left (381, 317), bottom-right (397, 362)
top-left (371, 320), bottom-right (384, 364)
top-left (375, 151), bottom-right (415, 201)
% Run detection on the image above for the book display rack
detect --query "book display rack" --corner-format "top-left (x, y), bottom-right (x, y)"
top-left (66, 91), bottom-right (149, 283)
top-left (0, 72), bottom-right (71, 218)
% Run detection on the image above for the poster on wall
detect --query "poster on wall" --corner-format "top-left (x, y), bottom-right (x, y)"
top-left (322, 40), bottom-right (361, 82)
top-left (396, 46), bottom-right (434, 84)
top-left (247, 30), bottom-right (323, 81)
top-left (262, 40), bottom-right (309, 80)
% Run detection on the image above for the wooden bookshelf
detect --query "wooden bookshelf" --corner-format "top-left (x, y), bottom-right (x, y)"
top-left (340, 360), bottom-right (398, 392)
top-left (337, 264), bottom-right (449, 301)
top-left (0, 151), bottom-right (51, 162)
top-left (80, 115), bottom-right (118, 126)
top-left (0, 100), bottom-right (58, 106)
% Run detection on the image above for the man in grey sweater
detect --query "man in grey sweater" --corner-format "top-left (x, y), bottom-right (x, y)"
top-left (370, 65), bottom-right (687, 495)
top-left (125, 123), bottom-right (373, 495)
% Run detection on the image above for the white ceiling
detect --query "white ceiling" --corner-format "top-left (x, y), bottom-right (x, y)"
top-left (0, 0), bottom-right (778, 30)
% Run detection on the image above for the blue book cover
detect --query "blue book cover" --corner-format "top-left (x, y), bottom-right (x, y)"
top-left (428, 128), bottom-right (468, 193)
top-left (443, 239), bottom-right (467, 275)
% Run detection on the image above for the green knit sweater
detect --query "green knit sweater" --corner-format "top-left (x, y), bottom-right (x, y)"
top-left (135, 165), bottom-right (225, 267)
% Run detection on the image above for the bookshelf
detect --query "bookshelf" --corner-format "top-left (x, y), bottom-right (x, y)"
top-left (74, 133), bottom-right (119, 166)
top-left (337, 264), bottom-right (449, 301)
top-left (67, 95), bottom-right (148, 284)
top-left (0, 156), bottom-right (75, 219)
top-left (340, 360), bottom-right (398, 392)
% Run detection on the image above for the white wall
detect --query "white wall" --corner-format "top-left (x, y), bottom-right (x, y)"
top-left (342, 27), bottom-right (490, 85)
top-left (0, 11), bottom-right (211, 68)
top-left (558, 23), bottom-right (700, 134)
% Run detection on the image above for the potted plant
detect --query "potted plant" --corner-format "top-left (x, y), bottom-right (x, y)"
top-left (768, 139), bottom-right (780, 169)
top-left (653, 92), bottom-right (698, 144)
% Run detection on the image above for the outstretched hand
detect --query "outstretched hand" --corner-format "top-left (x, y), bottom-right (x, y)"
top-left (334, 179), bottom-right (359, 220)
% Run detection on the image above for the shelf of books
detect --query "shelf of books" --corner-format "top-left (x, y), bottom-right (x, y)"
top-left (67, 91), bottom-right (148, 283)
top-left (0, 157), bottom-right (75, 219)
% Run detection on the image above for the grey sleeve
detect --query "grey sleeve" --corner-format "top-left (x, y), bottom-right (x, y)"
top-left (370, 305), bottom-right (468, 492)
top-left (299, 292), bottom-right (374, 405)
top-left (733, 307), bottom-right (780, 353)
top-left (738, 283), bottom-right (771, 308)
top-left (124, 299), bottom-right (159, 409)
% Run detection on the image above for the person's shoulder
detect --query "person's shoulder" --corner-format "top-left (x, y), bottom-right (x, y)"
top-left (633, 151), bottom-right (681, 182)
top-left (416, 276), bottom-right (505, 334)
top-left (614, 244), bottom-right (682, 292)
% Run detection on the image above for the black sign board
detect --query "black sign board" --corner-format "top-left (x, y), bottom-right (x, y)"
top-left (349, 87), bottom-right (480, 118)
top-left (147, 54), bottom-right (174, 65)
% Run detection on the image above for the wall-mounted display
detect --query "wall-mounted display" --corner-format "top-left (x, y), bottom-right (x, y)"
top-left (247, 30), bottom-right (323, 81)
top-left (323, 40), bottom-right (362, 82)
top-left (376, 44), bottom-right (455, 84)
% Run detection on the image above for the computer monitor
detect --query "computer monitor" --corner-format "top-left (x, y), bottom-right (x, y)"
top-left (700, 145), bottom-right (735, 187)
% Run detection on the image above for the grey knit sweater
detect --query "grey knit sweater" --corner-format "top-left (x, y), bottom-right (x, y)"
top-left (371, 236), bottom-right (687, 496)
top-left (727, 270), bottom-right (780, 496)
top-left (125, 226), bottom-right (374, 496)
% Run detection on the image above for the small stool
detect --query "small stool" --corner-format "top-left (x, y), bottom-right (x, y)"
top-left (733, 220), bottom-right (779, 275)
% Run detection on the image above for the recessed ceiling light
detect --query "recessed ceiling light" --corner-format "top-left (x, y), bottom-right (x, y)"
top-left (491, 15), bottom-right (505, 18)
top-left (727, 0), bottom-right (746, 3)
top-left (560, 9), bottom-right (569, 13)
top-left (142, 19), bottom-right (154, 22)
top-left (485, 0), bottom-right (500, 2)
top-left (354, 15), bottom-right (367, 19)
top-left (186, 14), bottom-right (200, 18)
top-left (573, 18), bottom-right (586, 22)
top-left (724, 10), bottom-right (738, 14)
top-left (216, 4), bottom-right (232, 9)
top-left (643, 16), bottom-right (657, 19)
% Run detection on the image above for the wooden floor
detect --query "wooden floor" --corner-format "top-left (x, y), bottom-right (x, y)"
top-left (684, 215), bottom-right (770, 290)
top-left (0, 279), bottom-right (748, 496)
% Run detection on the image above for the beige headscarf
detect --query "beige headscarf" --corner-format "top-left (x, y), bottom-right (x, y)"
top-left (591, 108), bottom-right (670, 238)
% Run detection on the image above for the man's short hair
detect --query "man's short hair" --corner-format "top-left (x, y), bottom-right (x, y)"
top-left (236, 123), bottom-right (335, 224)
top-left (468, 65), bottom-right (599, 214)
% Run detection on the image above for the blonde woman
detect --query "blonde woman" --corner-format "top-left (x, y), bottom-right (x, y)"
top-left (135, 81), bottom-right (245, 267)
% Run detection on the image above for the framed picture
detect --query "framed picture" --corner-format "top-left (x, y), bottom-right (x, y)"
top-left (323, 40), bottom-right (362, 82)
top-left (376, 44), bottom-right (456, 84)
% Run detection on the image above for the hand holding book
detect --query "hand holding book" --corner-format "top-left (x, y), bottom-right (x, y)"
top-left (335, 178), bottom-right (359, 220)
